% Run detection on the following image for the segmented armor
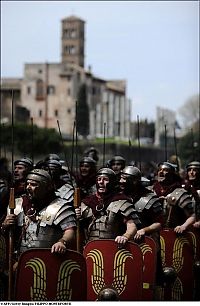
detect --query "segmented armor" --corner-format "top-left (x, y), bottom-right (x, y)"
top-left (56, 183), bottom-right (74, 202)
top-left (196, 189), bottom-right (200, 220)
top-left (163, 188), bottom-right (194, 228)
top-left (83, 199), bottom-right (140, 241)
top-left (134, 193), bottom-right (163, 214)
top-left (19, 197), bottom-right (76, 253)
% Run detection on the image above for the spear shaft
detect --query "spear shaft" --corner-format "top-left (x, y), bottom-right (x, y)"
top-left (103, 122), bottom-right (106, 167)
top-left (8, 90), bottom-right (15, 300)
top-left (137, 115), bottom-right (141, 171)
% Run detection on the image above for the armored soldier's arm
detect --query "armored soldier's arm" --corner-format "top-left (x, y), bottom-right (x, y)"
top-left (193, 220), bottom-right (200, 228)
top-left (51, 227), bottom-right (76, 254)
top-left (75, 202), bottom-right (93, 220)
top-left (134, 222), bottom-right (162, 241)
top-left (115, 219), bottom-right (137, 246)
top-left (174, 213), bottom-right (195, 233)
top-left (142, 222), bottom-right (162, 235)
top-left (51, 200), bottom-right (77, 253)
top-left (1, 213), bottom-right (17, 233)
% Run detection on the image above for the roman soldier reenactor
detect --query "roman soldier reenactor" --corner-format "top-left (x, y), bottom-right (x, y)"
top-left (1, 169), bottom-right (77, 256)
top-left (13, 157), bottom-right (33, 197)
top-left (75, 167), bottom-right (141, 248)
top-left (74, 156), bottom-right (97, 201)
top-left (153, 162), bottom-right (195, 232)
top-left (182, 161), bottom-right (200, 228)
top-left (119, 165), bottom-right (164, 292)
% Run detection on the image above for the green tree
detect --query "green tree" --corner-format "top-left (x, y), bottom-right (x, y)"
top-left (177, 129), bottom-right (199, 165)
top-left (76, 83), bottom-right (89, 137)
top-left (0, 123), bottom-right (62, 157)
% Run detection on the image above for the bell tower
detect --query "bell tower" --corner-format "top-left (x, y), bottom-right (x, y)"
top-left (61, 15), bottom-right (85, 67)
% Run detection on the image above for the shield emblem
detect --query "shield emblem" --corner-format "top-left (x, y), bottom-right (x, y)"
top-left (138, 236), bottom-right (157, 300)
top-left (0, 234), bottom-right (6, 270)
top-left (188, 228), bottom-right (200, 300)
top-left (188, 228), bottom-right (200, 260)
top-left (83, 239), bottom-right (143, 301)
top-left (14, 248), bottom-right (87, 301)
top-left (160, 229), bottom-right (194, 301)
top-left (0, 234), bottom-right (7, 301)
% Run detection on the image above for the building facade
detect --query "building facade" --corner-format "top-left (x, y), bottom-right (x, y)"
top-left (1, 16), bottom-right (131, 140)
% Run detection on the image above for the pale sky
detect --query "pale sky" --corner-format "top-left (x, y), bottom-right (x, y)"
top-left (1, 0), bottom-right (199, 122)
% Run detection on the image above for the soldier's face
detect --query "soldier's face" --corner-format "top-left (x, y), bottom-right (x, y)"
top-left (119, 174), bottom-right (127, 191)
top-left (45, 165), bottom-right (60, 179)
top-left (187, 168), bottom-right (198, 181)
top-left (14, 164), bottom-right (27, 181)
top-left (120, 174), bottom-right (136, 193)
top-left (26, 179), bottom-right (45, 200)
top-left (80, 163), bottom-right (91, 176)
top-left (111, 162), bottom-right (123, 174)
top-left (96, 175), bottom-right (110, 194)
top-left (157, 166), bottom-right (171, 183)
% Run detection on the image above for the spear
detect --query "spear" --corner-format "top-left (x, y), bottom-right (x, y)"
top-left (190, 128), bottom-right (195, 161)
top-left (31, 117), bottom-right (34, 165)
top-left (164, 124), bottom-right (168, 161)
top-left (0, 90), bottom-right (2, 158)
top-left (8, 188), bottom-right (15, 300)
top-left (70, 120), bottom-right (76, 175)
top-left (173, 127), bottom-right (179, 172)
top-left (137, 115), bottom-right (141, 171)
top-left (57, 120), bottom-right (73, 186)
top-left (199, 99), bottom-right (200, 159)
top-left (8, 90), bottom-right (16, 300)
top-left (102, 122), bottom-right (106, 167)
top-left (73, 101), bottom-right (81, 253)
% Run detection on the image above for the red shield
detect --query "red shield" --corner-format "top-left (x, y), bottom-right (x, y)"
top-left (0, 234), bottom-right (6, 270)
top-left (83, 239), bottom-right (143, 301)
top-left (15, 248), bottom-right (87, 301)
top-left (188, 228), bottom-right (200, 260)
top-left (0, 234), bottom-right (7, 300)
top-left (188, 228), bottom-right (200, 300)
top-left (138, 237), bottom-right (157, 300)
top-left (160, 229), bottom-right (194, 301)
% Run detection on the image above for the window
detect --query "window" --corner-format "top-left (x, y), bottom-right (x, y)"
top-left (67, 88), bottom-right (71, 96)
top-left (47, 85), bottom-right (55, 95)
top-left (63, 29), bottom-right (70, 38)
top-left (65, 45), bottom-right (76, 54)
top-left (39, 110), bottom-right (42, 117)
top-left (70, 46), bottom-right (76, 54)
top-left (55, 110), bottom-right (58, 117)
top-left (27, 86), bottom-right (31, 95)
top-left (64, 28), bottom-right (77, 38)
top-left (92, 87), bottom-right (96, 95)
top-left (77, 72), bottom-right (81, 81)
top-left (36, 79), bottom-right (45, 100)
top-left (67, 108), bottom-right (71, 114)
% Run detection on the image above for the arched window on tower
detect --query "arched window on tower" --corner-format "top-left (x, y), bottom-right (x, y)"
top-left (36, 79), bottom-right (45, 100)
